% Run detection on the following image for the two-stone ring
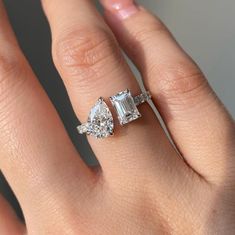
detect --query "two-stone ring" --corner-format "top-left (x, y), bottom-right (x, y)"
top-left (77, 89), bottom-right (151, 139)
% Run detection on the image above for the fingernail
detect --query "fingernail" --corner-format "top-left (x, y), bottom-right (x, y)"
top-left (100, 0), bottom-right (139, 20)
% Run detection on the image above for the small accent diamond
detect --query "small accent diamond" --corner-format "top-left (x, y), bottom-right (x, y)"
top-left (77, 124), bottom-right (88, 134)
top-left (134, 91), bottom-right (151, 106)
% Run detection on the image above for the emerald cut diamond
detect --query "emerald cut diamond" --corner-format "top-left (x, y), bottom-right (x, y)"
top-left (110, 89), bottom-right (141, 125)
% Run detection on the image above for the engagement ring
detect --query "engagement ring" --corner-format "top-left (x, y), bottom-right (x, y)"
top-left (77, 89), bottom-right (151, 139)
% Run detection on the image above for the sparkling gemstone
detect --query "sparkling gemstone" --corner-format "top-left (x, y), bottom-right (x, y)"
top-left (110, 89), bottom-right (141, 125)
top-left (87, 98), bottom-right (114, 139)
top-left (77, 124), bottom-right (88, 134)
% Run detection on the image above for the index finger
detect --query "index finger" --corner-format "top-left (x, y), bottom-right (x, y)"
top-left (0, 0), bottom-right (93, 222)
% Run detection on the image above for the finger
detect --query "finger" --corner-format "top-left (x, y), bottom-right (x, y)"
top-left (100, 0), bottom-right (235, 183)
top-left (0, 194), bottom-right (26, 235)
top-left (41, 0), bottom-right (189, 187)
top-left (0, 0), bottom-right (93, 223)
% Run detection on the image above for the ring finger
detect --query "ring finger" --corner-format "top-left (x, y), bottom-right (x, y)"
top-left (41, 0), bottom-right (187, 189)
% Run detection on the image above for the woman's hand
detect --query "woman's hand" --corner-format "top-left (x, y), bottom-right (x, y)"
top-left (0, 0), bottom-right (234, 234)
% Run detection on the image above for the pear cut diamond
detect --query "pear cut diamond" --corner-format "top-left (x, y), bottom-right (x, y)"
top-left (87, 98), bottom-right (114, 139)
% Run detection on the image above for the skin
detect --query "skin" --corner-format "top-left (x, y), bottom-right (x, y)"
top-left (0, 0), bottom-right (234, 234)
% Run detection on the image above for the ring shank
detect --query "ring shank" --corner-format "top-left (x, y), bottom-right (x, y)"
top-left (134, 91), bottom-right (151, 106)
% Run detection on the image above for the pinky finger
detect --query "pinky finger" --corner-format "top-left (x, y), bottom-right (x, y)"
top-left (0, 194), bottom-right (26, 235)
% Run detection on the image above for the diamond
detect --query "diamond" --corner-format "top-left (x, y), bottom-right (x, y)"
top-left (134, 91), bottom-right (151, 106)
top-left (110, 89), bottom-right (141, 125)
top-left (87, 98), bottom-right (114, 139)
top-left (77, 123), bottom-right (88, 134)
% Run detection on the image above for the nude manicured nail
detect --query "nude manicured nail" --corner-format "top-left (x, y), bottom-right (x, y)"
top-left (100, 0), bottom-right (139, 20)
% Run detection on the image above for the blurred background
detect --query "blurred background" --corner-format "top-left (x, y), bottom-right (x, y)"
top-left (0, 0), bottom-right (234, 220)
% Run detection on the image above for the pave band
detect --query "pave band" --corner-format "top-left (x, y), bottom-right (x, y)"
top-left (133, 91), bottom-right (151, 106)
top-left (77, 89), bottom-right (151, 139)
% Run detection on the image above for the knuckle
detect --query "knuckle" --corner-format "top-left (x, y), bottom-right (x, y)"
top-left (156, 62), bottom-right (208, 103)
top-left (0, 52), bottom-right (26, 102)
top-left (0, 52), bottom-right (22, 80)
top-left (133, 18), bottom-right (166, 41)
top-left (126, 18), bottom-right (167, 53)
top-left (0, 52), bottom-right (27, 126)
top-left (53, 27), bottom-right (119, 84)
